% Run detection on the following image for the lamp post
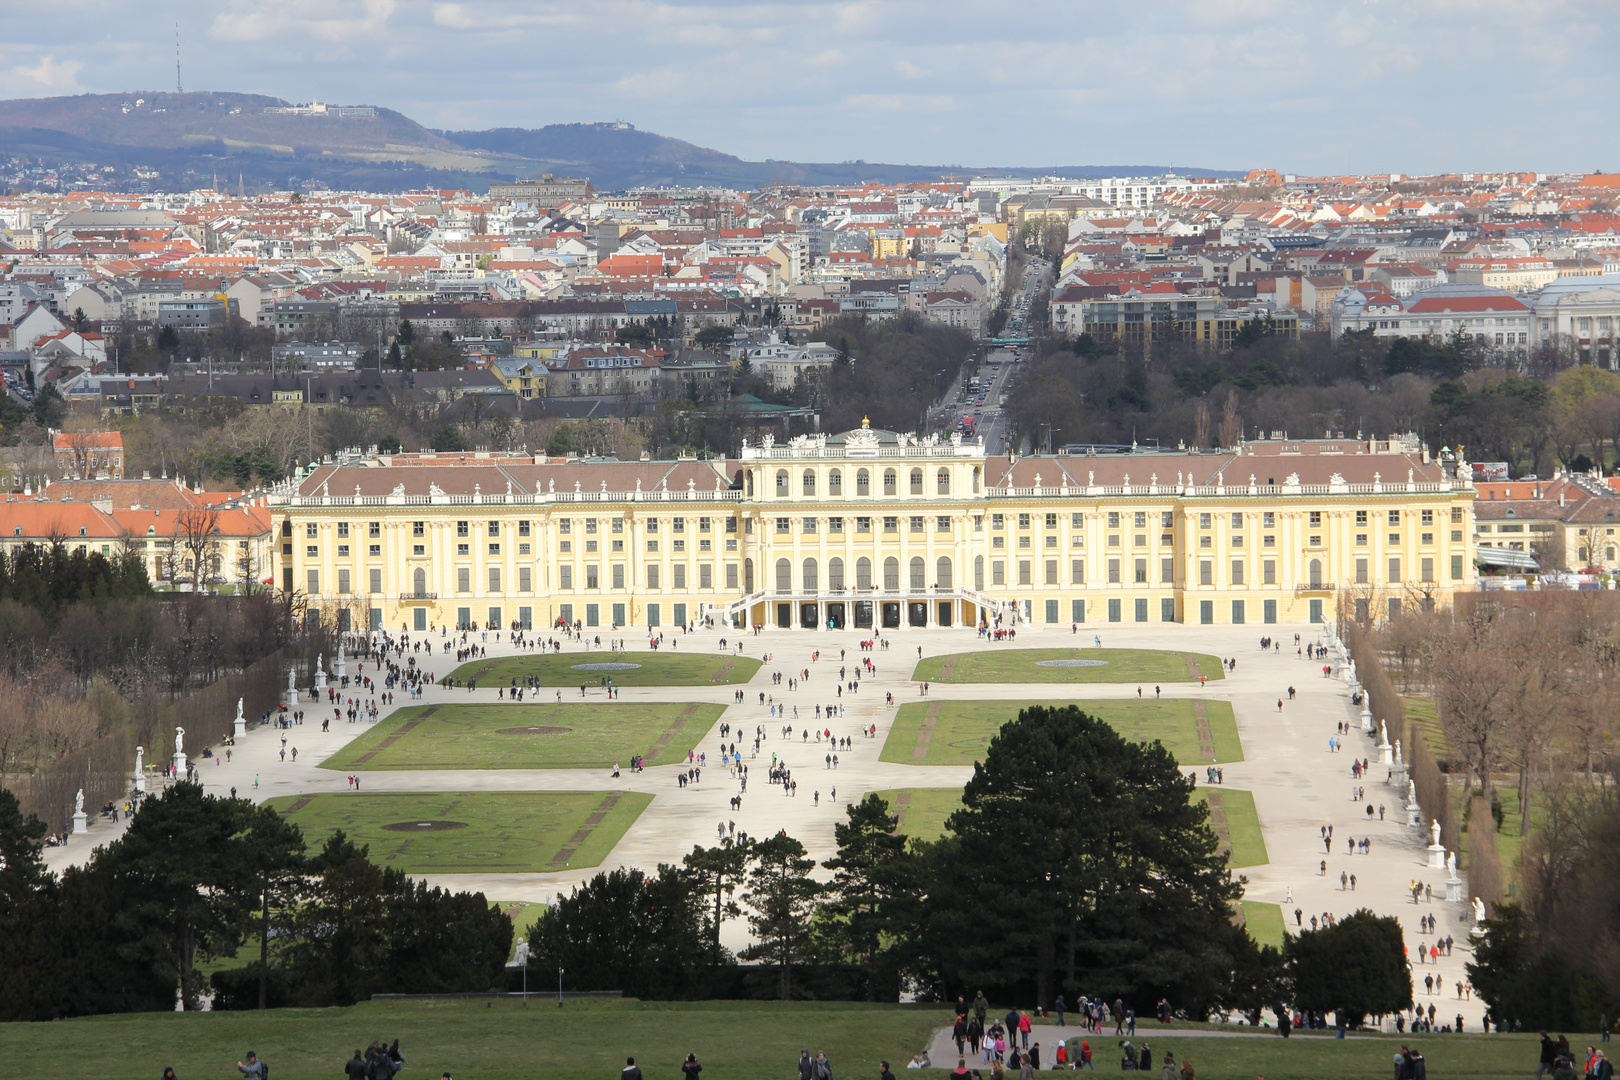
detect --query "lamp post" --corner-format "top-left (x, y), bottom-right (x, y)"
top-left (513, 936), bottom-right (529, 1007)
top-left (557, 965), bottom-right (565, 1008)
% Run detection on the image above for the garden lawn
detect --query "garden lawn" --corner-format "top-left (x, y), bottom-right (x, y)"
top-left (1195, 786), bottom-right (1269, 868)
top-left (874, 787), bottom-right (964, 841)
top-left (451, 650), bottom-right (760, 686)
top-left (264, 791), bottom-right (650, 874)
top-left (874, 785), bottom-right (1264, 873)
top-left (1239, 901), bottom-right (1287, 949)
top-left (0, 997), bottom-right (1541, 1080)
top-left (912, 648), bottom-right (1223, 684)
top-left (880, 699), bottom-right (1242, 767)
top-left (320, 702), bottom-right (723, 771)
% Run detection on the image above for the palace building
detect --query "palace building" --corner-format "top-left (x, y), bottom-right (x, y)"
top-left (269, 424), bottom-right (1478, 634)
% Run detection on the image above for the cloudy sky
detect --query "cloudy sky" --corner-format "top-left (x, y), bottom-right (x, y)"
top-left (4, 0), bottom-right (1618, 174)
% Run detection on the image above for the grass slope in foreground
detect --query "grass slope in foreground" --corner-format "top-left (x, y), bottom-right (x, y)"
top-left (881, 699), bottom-right (1242, 766)
top-left (913, 647), bottom-right (1223, 684)
top-left (321, 702), bottom-right (723, 771)
top-left (265, 791), bottom-right (650, 873)
top-left (450, 650), bottom-right (761, 686)
top-left (0, 998), bottom-right (1537, 1080)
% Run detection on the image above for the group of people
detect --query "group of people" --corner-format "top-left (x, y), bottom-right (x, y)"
top-left (1539, 1032), bottom-right (1615, 1080)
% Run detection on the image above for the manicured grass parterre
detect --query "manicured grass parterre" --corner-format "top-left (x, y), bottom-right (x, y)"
top-left (912, 647), bottom-right (1224, 684)
top-left (1239, 900), bottom-right (1287, 949)
top-left (881, 699), bottom-right (1243, 767)
top-left (874, 787), bottom-right (965, 841)
top-left (320, 702), bottom-right (724, 771)
top-left (265, 791), bottom-right (651, 874)
top-left (876, 785), bottom-right (1266, 871)
top-left (450, 649), bottom-right (761, 686)
top-left (0, 997), bottom-right (1541, 1080)
top-left (1194, 786), bottom-right (1269, 868)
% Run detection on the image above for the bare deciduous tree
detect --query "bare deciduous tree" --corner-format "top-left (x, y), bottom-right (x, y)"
top-left (1431, 633), bottom-right (1514, 798)
top-left (175, 505), bottom-right (223, 590)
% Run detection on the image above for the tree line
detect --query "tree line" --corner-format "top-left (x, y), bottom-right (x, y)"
top-left (1359, 593), bottom-right (1620, 1029)
top-left (0, 783), bottom-right (511, 1018)
top-left (0, 544), bottom-right (331, 827)
top-left (1004, 325), bottom-right (1614, 477)
top-left (526, 706), bottom-right (1412, 1023)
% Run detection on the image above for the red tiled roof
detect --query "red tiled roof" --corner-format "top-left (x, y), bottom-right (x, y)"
top-left (1406, 295), bottom-right (1529, 313)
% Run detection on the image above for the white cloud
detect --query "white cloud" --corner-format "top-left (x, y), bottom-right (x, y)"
top-left (209, 0), bottom-right (397, 44)
top-left (432, 3), bottom-right (579, 30)
top-left (11, 56), bottom-right (84, 92)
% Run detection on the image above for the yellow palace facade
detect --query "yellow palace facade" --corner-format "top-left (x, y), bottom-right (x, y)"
top-left (271, 426), bottom-right (1477, 635)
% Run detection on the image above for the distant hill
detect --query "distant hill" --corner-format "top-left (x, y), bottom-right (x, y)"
top-left (435, 121), bottom-right (1240, 189)
top-left (0, 92), bottom-right (1242, 193)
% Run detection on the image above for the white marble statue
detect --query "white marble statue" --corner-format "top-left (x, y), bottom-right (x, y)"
top-left (1472, 897), bottom-right (1487, 924)
top-left (74, 788), bottom-right (84, 814)
top-left (1447, 852), bottom-right (1458, 876)
top-left (1380, 720), bottom-right (1389, 745)
top-left (315, 654), bottom-right (323, 675)
top-left (1431, 818), bottom-right (1442, 846)
top-left (135, 746), bottom-right (144, 774)
top-left (173, 726), bottom-right (184, 756)
top-left (235, 697), bottom-right (244, 723)
top-left (1395, 740), bottom-right (1404, 766)
top-left (1408, 779), bottom-right (1419, 805)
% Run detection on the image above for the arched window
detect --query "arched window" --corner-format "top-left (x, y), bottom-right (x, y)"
top-left (829, 469), bottom-right (842, 495)
top-left (910, 556), bottom-right (926, 590)
top-left (776, 558), bottom-right (791, 592)
top-left (883, 469), bottom-right (897, 496)
top-left (937, 556), bottom-right (953, 589)
top-left (744, 558), bottom-right (754, 593)
top-left (910, 468), bottom-right (924, 495)
top-left (883, 556), bottom-right (899, 590)
top-left (937, 468), bottom-right (950, 495)
top-left (974, 554), bottom-right (984, 590)
top-left (413, 567), bottom-right (427, 597)
top-left (856, 468), bottom-right (870, 496)
top-left (1309, 558), bottom-right (1322, 588)
top-left (775, 470), bottom-right (789, 496)
top-left (856, 556), bottom-right (872, 589)
top-left (803, 469), bottom-right (816, 496)
top-left (803, 558), bottom-right (819, 591)
top-left (972, 466), bottom-right (981, 494)
top-left (828, 557), bottom-right (844, 590)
